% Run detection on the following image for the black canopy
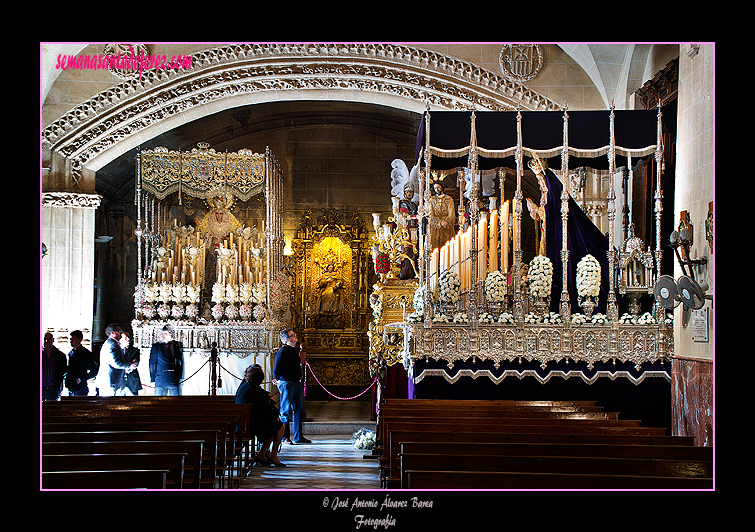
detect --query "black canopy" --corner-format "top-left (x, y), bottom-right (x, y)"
top-left (416, 109), bottom-right (659, 171)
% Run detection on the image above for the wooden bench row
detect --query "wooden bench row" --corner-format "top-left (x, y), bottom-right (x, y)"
top-left (375, 399), bottom-right (713, 490)
top-left (41, 396), bottom-right (255, 490)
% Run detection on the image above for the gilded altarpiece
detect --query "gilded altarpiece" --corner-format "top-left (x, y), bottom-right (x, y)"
top-left (289, 210), bottom-right (373, 393)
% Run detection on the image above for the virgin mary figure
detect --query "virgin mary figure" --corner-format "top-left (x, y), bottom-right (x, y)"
top-left (315, 262), bottom-right (344, 315)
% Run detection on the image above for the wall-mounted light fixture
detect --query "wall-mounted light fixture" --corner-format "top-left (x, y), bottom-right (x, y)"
top-left (669, 220), bottom-right (707, 278)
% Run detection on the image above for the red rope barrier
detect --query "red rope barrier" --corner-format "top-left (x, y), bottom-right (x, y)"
top-left (305, 362), bottom-right (377, 401)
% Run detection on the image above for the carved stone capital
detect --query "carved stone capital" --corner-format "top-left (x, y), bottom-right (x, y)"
top-left (42, 191), bottom-right (102, 209)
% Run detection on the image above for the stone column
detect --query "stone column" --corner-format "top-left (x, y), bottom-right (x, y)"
top-left (41, 147), bottom-right (101, 352)
top-left (671, 43), bottom-right (714, 445)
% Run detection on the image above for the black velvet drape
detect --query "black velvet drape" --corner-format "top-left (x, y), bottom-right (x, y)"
top-left (543, 168), bottom-right (616, 314)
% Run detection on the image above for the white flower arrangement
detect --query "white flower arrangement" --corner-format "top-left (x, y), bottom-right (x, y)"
top-left (590, 313), bottom-right (609, 325)
top-left (413, 285), bottom-right (427, 313)
top-left (225, 303), bottom-right (238, 320)
top-left (157, 303), bottom-right (171, 319)
top-left (352, 428), bottom-right (376, 450)
top-left (478, 312), bottom-right (495, 324)
top-left (159, 282), bottom-right (173, 304)
top-left (617, 312), bottom-right (672, 325)
top-left (141, 304), bottom-right (155, 320)
top-left (432, 313), bottom-right (449, 323)
top-left (253, 304), bottom-right (267, 322)
top-left (528, 255), bottom-right (553, 299)
top-left (212, 282), bottom-right (226, 304)
top-left (239, 282), bottom-right (254, 304)
top-left (438, 270), bottom-right (461, 304)
top-left (576, 254), bottom-right (601, 298)
top-left (185, 304), bottom-right (198, 320)
top-left (211, 303), bottom-right (225, 321)
top-left (637, 312), bottom-right (656, 324)
top-left (186, 284), bottom-right (201, 304)
top-left (497, 312), bottom-right (514, 324)
top-left (144, 283), bottom-right (160, 304)
top-left (452, 312), bottom-right (468, 323)
top-left (484, 270), bottom-right (507, 303)
top-left (225, 284), bottom-right (239, 305)
top-left (252, 282), bottom-right (266, 305)
top-left (170, 304), bottom-right (184, 319)
top-left (571, 313), bottom-right (587, 325)
top-left (238, 303), bottom-right (253, 320)
top-left (525, 311), bottom-right (562, 324)
top-left (269, 272), bottom-right (291, 312)
top-left (172, 283), bottom-right (187, 304)
top-left (406, 311), bottom-right (424, 323)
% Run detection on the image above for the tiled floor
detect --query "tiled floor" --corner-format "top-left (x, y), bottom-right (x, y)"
top-left (238, 400), bottom-right (381, 490)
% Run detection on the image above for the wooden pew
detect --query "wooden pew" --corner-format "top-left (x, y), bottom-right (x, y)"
top-left (42, 413), bottom-right (234, 487)
top-left (398, 452), bottom-right (713, 489)
top-left (44, 400), bottom-right (250, 486)
top-left (403, 470), bottom-right (714, 489)
top-left (399, 441), bottom-right (713, 461)
top-left (381, 399), bottom-right (602, 408)
top-left (56, 395), bottom-right (254, 479)
top-left (42, 422), bottom-right (222, 489)
top-left (375, 400), bottom-right (625, 461)
top-left (380, 419), bottom-right (666, 487)
top-left (42, 469), bottom-right (168, 490)
top-left (42, 432), bottom-right (208, 489)
top-left (41, 440), bottom-right (205, 489)
top-left (377, 399), bottom-right (684, 486)
top-left (386, 429), bottom-right (698, 483)
top-left (378, 414), bottom-right (641, 459)
top-left (43, 453), bottom-right (186, 489)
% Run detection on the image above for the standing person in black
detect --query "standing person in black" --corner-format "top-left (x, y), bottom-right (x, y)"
top-left (120, 331), bottom-right (142, 396)
top-left (273, 329), bottom-right (311, 444)
top-left (65, 330), bottom-right (97, 396)
top-left (42, 332), bottom-right (67, 401)
top-left (235, 364), bottom-right (286, 467)
top-left (149, 325), bottom-right (183, 396)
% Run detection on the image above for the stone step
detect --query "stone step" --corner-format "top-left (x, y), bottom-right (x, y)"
top-left (300, 400), bottom-right (375, 435)
top-left (303, 420), bottom-right (376, 435)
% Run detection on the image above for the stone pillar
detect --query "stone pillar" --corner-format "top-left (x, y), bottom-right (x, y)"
top-left (671, 43), bottom-right (714, 445)
top-left (41, 148), bottom-right (101, 352)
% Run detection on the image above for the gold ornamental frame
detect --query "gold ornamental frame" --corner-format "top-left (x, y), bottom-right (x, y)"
top-left (288, 209), bottom-right (374, 391)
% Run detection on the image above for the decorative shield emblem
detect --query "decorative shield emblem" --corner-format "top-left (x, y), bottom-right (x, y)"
top-left (499, 44), bottom-right (543, 82)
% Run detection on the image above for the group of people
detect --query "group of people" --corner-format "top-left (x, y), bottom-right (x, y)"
top-left (43, 322), bottom-right (310, 469)
top-left (235, 327), bottom-right (312, 468)
top-left (41, 323), bottom-right (184, 400)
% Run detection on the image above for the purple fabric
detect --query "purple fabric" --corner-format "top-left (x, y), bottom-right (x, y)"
top-left (544, 167), bottom-right (616, 314)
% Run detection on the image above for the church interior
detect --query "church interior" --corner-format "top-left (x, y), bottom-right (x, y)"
top-left (41, 43), bottom-right (714, 491)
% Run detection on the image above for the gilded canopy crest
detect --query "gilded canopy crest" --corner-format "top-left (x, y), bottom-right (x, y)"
top-left (139, 143), bottom-right (266, 202)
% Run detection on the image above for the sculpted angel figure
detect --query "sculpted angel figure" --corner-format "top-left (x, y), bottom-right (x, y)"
top-left (390, 156), bottom-right (421, 203)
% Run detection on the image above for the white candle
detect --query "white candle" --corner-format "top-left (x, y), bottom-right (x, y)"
top-left (490, 210), bottom-right (498, 273)
top-left (478, 214), bottom-right (487, 281)
top-left (502, 201), bottom-right (509, 272)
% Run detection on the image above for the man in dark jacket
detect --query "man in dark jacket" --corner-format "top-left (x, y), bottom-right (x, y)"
top-left (149, 325), bottom-right (183, 396)
top-left (42, 332), bottom-right (67, 401)
top-left (65, 330), bottom-right (98, 396)
top-left (273, 329), bottom-right (311, 444)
